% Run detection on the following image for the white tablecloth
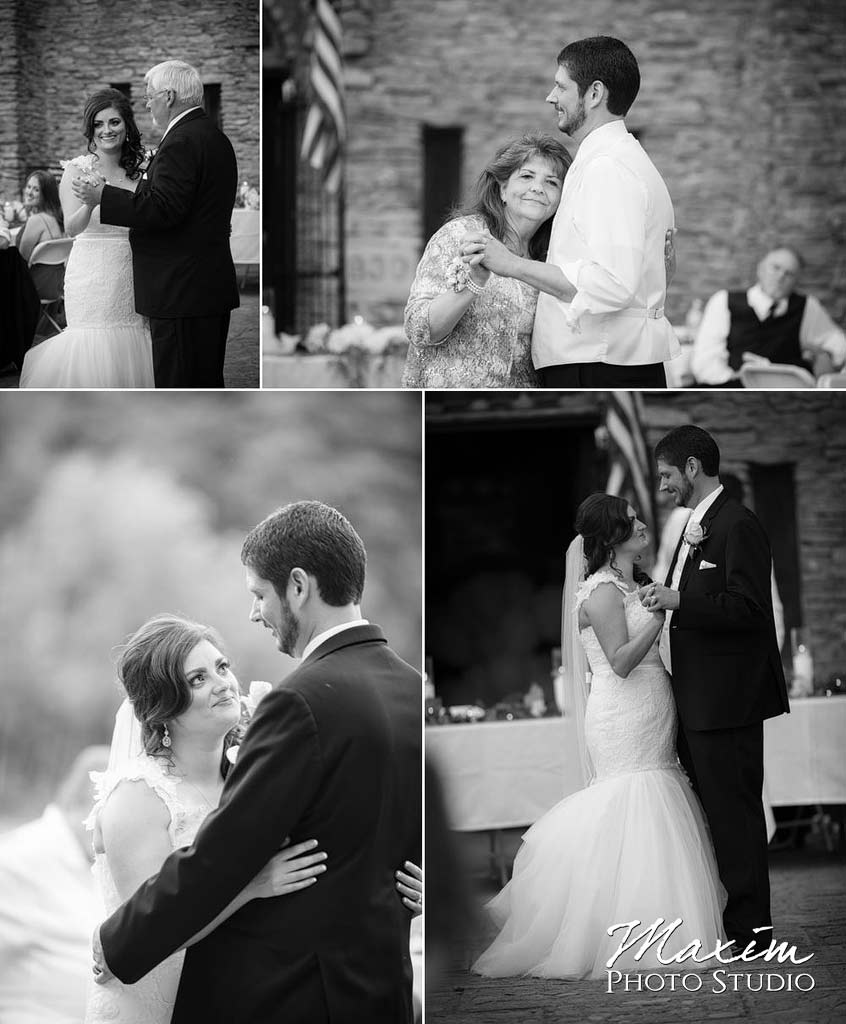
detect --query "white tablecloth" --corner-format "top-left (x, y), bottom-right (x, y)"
top-left (426, 698), bottom-right (846, 831)
top-left (230, 209), bottom-right (259, 264)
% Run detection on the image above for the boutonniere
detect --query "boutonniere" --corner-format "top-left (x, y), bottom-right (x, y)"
top-left (139, 148), bottom-right (157, 172)
top-left (226, 680), bottom-right (273, 764)
top-left (683, 520), bottom-right (708, 552)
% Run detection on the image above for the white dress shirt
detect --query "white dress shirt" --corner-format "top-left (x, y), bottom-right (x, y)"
top-left (659, 486), bottom-right (723, 673)
top-left (300, 618), bottom-right (370, 663)
top-left (691, 283), bottom-right (846, 384)
top-left (532, 120), bottom-right (680, 368)
top-left (0, 806), bottom-right (104, 1024)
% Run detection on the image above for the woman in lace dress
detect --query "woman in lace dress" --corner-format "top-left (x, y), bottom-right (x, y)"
top-left (21, 89), bottom-right (154, 388)
top-left (473, 494), bottom-right (726, 980)
top-left (402, 133), bottom-right (571, 388)
top-left (83, 615), bottom-right (331, 1024)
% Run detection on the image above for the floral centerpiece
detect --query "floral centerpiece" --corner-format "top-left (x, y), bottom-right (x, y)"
top-left (235, 180), bottom-right (260, 210)
top-left (0, 197), bottom-right (27, 228)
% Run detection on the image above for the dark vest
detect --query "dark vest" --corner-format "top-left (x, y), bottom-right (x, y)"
top-left (727, 291), bottom-right (809, 371)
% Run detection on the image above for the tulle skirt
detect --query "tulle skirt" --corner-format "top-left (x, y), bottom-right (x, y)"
top-left (472, 766), bottom-right (726, 980)
top-left (20, 323), bottom-right (155, 388)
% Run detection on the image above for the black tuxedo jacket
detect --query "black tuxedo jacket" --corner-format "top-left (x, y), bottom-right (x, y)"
top-left (99, 109), bottom-right (239, 318)
top-left (100, 625), bottom-right (422, 1023)
top-left (665, 491), bottom-right (789, 731)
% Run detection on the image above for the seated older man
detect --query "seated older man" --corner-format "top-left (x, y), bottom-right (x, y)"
top-left (691, 246), bottom-right (846, 385)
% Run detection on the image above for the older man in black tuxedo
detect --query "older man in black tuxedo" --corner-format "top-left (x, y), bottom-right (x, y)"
top-left (74, 60), bottom-right (239, 388)
top-left (92, 502), bottom-right (422, 1023)
top-left (642, 426), bottom-right (789, 955)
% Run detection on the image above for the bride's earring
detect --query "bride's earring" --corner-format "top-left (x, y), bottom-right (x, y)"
top-left (162, 723), bottom-right (172, 748)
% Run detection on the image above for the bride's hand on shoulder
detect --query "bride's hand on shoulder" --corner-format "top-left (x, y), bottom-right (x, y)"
top-left (250, 839), bottom-right (327, 898)
top-left (395, 860), bottom-right (422, 917)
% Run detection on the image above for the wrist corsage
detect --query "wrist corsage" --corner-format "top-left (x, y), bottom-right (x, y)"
top-left (447, 256), bottom-right (485, 296)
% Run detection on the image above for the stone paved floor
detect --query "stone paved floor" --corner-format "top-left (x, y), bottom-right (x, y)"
top-left (426, 830), bottom-right (846, 1024)
top-left (1, 284), bottom-right (259, 389)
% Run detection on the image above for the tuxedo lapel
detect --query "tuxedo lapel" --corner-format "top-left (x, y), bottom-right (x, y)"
top-left (677, 490), bottom-right (730, 591)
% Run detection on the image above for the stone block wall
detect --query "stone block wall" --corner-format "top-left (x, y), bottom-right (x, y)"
top-left (1, 0), bottom-right (258, 201)
top-left (330, 0), bottom-right (846, 327)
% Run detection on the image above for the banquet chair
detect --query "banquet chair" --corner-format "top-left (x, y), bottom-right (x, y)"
top-left (816, 373), bottom-right (846, 388)
top-left (738, 363), bottom-right (816, 389)
top-left (28, 237), bottom-right (73, 337)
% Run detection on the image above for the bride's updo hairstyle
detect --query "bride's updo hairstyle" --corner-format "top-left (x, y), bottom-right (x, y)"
top-left (575, 493), bottom-right (651, 585)
top-left (82, 88), bottom-right (145, 181)
top-left (116, 614), bottom-right (243, 774)
top-left (454, 132), bottom-right (572, 260)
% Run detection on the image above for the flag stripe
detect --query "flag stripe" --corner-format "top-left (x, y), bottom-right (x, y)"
top-left (604, 392), bottom-right (657, 535)
top-left (300, 0), bottom-right (345, 193)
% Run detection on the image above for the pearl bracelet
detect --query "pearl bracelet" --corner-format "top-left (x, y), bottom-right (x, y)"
top-left (465, 276), bottom-right (486, 296)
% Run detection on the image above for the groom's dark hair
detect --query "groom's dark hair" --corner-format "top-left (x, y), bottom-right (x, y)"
top-left (654, 426), bottom-right (721, 477)
top-left (557, 36), bottom-right (640, 116)
top-left (241, 501), bottom-right (366, 606)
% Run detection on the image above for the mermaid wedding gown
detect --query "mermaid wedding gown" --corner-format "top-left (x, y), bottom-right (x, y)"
top-left (20, 177), bottom-right (154, 388)
top-left (83, 755), bottom-right (208, 1023)
top-left (473, 570), bottom-right (726, 979)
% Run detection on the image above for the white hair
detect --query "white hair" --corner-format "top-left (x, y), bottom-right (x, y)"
top-left (145, 60), bottom-right (204, 106)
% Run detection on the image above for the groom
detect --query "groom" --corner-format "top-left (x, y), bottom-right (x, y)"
top-left (73, 59), bottom-right (239, 388)
top-left (642, 425), bottom-right (789, 953)
top-left (93, 501), bottom-right (422, 1022)
top-left (462, 36), bottom-right (678, 387)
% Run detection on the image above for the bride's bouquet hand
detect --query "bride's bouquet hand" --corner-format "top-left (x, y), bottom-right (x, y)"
top-left (250, 839), bottom-right (327, 898)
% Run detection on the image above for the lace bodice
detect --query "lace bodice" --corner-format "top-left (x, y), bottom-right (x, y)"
top-left (575, 570), bottom-right (679, 781)
top-left (402, 214), bottom-right (540, 388)
top-left (83, 755), bottom-right (211, 1024)
top-left (575, 570), bottom-right (665, 677)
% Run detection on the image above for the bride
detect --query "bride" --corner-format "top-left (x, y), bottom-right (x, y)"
top-left (473, 493), bottom-right (726, 979)
top-left (20, 89), bottom-right (154, 389)
top-left (84, 614), bottom-right (421, 1023)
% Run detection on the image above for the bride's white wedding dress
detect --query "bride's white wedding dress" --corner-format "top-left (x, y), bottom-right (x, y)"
top-left (473, 570), bottom-right (726, 979)
top-left (83, 754), bottom-right (208, 1024)
top-left (20, 168), bottom-right (154, 389)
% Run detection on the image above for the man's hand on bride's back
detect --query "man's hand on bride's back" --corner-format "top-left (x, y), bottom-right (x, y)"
top-left (396, 860), bottom-right (422, 917)
top-left (250, 839), bottom-right (327, 898)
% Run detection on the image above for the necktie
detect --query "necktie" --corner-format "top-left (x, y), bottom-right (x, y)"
top-left (764, 301), bottom-right (778, 321)
top-left (658, 513), bottom-right (694, 673)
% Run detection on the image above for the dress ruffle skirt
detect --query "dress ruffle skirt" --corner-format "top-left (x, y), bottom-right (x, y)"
top-left (20, 222), bottom-right (154, 389)
top-left (472, 766), bottom-right (726, 980)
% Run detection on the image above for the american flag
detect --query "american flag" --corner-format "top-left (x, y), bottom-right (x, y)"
top-left (300, 0), bottom-right (345, 194)
top-left (604, 392), bottom-right (657, 535)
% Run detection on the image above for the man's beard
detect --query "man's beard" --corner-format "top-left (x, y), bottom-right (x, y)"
top-left (678, 477), bottom-right (695, 507)
top-left (559, 98), bottom-right (587, 137)
top-left (276, 599), bottom-right (300, 656)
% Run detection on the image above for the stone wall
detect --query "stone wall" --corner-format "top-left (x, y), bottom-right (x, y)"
top-left (0, 0), bottom-right (258, 200)
top-left (327, 0), bottom-right (846, 328)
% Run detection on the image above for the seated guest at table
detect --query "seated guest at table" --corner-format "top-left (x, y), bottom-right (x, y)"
top-left (691, 245), bottom-right (846, 385)
top-left (17, 169), bottom-right (66, 296)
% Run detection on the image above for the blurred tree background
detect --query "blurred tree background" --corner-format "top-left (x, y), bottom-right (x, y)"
top-left (0, 392), bottom-right (422, 825)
